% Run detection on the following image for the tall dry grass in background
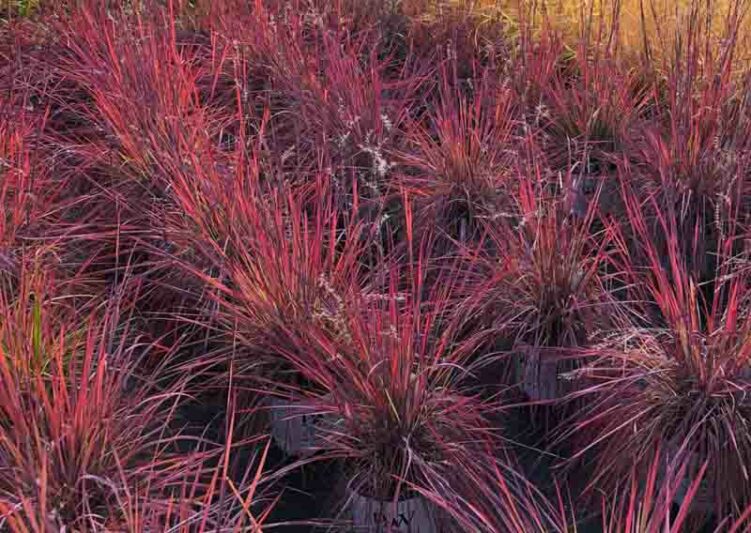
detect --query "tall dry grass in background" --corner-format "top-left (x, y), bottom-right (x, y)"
top-left (415, 0), bottom-right (751, 69)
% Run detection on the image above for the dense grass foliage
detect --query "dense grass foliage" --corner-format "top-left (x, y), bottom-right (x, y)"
top-left (1, 0), bottom-right (750, 531)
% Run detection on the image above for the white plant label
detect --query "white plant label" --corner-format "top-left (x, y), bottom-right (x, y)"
top-left (348, 491), bottom-right (439, 532)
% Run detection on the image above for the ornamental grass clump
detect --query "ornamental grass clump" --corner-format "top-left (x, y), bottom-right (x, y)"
top-left (460, 164), bottom-right (620, 401)
top-left (398, 66), bottom-right (517, 252)
top-left (268, 261), bottom-right (547, 530)
top-left (0, 277), bottom-right (186, 529)
top-left (560, 184), bottom-right (751, 521)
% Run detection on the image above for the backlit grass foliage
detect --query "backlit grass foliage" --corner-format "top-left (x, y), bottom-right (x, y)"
top-left (1, 0), bottom-right (750, 531)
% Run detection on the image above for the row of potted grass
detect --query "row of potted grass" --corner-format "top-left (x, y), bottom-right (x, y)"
top-left (1, 0), bottom-right (750, 530)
